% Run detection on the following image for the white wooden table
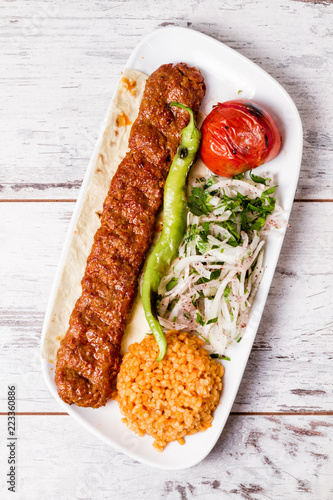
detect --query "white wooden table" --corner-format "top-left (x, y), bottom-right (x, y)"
top-left (1, 1), bottom-right (333, 498)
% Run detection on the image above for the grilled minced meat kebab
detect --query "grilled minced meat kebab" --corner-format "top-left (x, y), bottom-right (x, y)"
top-left (55, 63), bottom-right (206, 408)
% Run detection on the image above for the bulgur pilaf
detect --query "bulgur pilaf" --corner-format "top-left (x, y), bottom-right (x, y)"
top-left (116, 330), bottom-right (224, 451)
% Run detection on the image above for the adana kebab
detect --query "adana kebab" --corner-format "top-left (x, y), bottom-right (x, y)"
top-left (55, 63), bottom-right (206, 408)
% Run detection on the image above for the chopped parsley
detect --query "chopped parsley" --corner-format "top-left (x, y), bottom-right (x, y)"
top-left (166, 277), bottom-right (178, 291)
top-left (233, 172), bottom-right (245, 180)
top-left (196, 331), bottom-right (209, 343)
top-left (196, 311), bottom-right (205, 326)
top-left (210, 269), bottom-right (221, 280)
top-left (187, 187), bottom-right (213, 216)
top-left (207, 317), bottom-right (218, 325)
top-left (156, 172), bottom-right (278, 360)
top-left (210, 353), bottom-right (231, 361)
top-left (224, 285), bottom-right (231, 300)
top-left (249, 170), bottom-right (270, 185)
top-left (166, 297), bottom-right (179, 312)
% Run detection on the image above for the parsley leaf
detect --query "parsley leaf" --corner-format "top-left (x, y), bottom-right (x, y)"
top-left (196, 331), bottom-right (209, 342)
top-left (166, 277), bottom-right (178, 291)
top-left (207, 317), bottom-right (218, 325)
top-left (233, 173), bottom-right (245, 180)
top-left (196, 239), bottom-right (208, 254)
top-left (187, 187), bottom-right (213, 216)
top-left (197, 276), bottom-right (210, 285)
top-left (202, 221), bottom-right (210, 234)
top-left (224, 285), bottom-right (231, 300)
top-left (210, 353), bottom-right (231, 361)
top-left (249, 216), bottom-right (267, 231)
top-left (196, 311), bottom-right (205, 326)
top-left (210, 269), bottom-right (221, 280)
top-left (166, 297), bottom-right (179, 312)
top-left (262, 185), bottom-right (277, 197)
top-left (249, 170), bottom-right (269, 185)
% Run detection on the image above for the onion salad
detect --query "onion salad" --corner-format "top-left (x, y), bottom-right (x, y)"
top-left (156, 170), bottom-right (284, 357)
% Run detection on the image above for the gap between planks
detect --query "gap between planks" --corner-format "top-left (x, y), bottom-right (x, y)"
top-left (0, 199), bottom-right (77, 203)
top-left (1, 197), bottom-right (331, 419)
top-left (0, 411), bottom-right (332, 416)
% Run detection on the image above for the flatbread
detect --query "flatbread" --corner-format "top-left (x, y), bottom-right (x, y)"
top-left (42, 69), bottom-right (149, 363)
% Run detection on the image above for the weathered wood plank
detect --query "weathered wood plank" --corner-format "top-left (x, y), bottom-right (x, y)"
top-left (1, 0), bottom-right (333, 494)
top-left (0, 414), bottom-right (331, 499)
top-left (0, 201), bottom-right (332, 413)
top-left (1, 0), bottom-right (333, 496)
top-left (0, 0), bottom-right (332, 199)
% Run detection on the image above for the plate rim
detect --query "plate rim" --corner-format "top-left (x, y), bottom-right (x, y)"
top-left (40, 26), bottom-right (303, 470)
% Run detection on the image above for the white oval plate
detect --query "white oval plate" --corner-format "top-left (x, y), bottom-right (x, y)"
top-left (41, 27), bottom-right (303, 470)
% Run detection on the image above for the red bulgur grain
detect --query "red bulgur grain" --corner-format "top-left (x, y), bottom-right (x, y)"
top-left (116, 330), bottom-right (224, 451)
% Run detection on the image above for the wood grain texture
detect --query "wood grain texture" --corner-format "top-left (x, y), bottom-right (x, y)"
top-left (0, 201), bottom-right (332, 413)
top-left (0, 0), bottom-right (332, 200)
top-left (1, 0), bottom-right (333, 496)
top-left (0, 414), bottom-right (332, 499)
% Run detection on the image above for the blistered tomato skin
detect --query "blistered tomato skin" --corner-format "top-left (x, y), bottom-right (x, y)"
top-left (200, 100), bottom-right (282, 177)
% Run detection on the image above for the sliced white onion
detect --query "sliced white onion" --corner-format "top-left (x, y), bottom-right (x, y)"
top-left (156, 173), bottom-right (282, 355)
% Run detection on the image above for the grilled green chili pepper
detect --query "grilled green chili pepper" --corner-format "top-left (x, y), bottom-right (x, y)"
top-left (141, 102), bottom-right (201, 361)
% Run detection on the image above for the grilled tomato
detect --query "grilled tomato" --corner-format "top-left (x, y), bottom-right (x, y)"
top-left (200, 100), bottom-right (281, 177)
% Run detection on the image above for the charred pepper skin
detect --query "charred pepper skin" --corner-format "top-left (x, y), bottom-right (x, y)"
top-left (141, 103), bottom-right (202, 361)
